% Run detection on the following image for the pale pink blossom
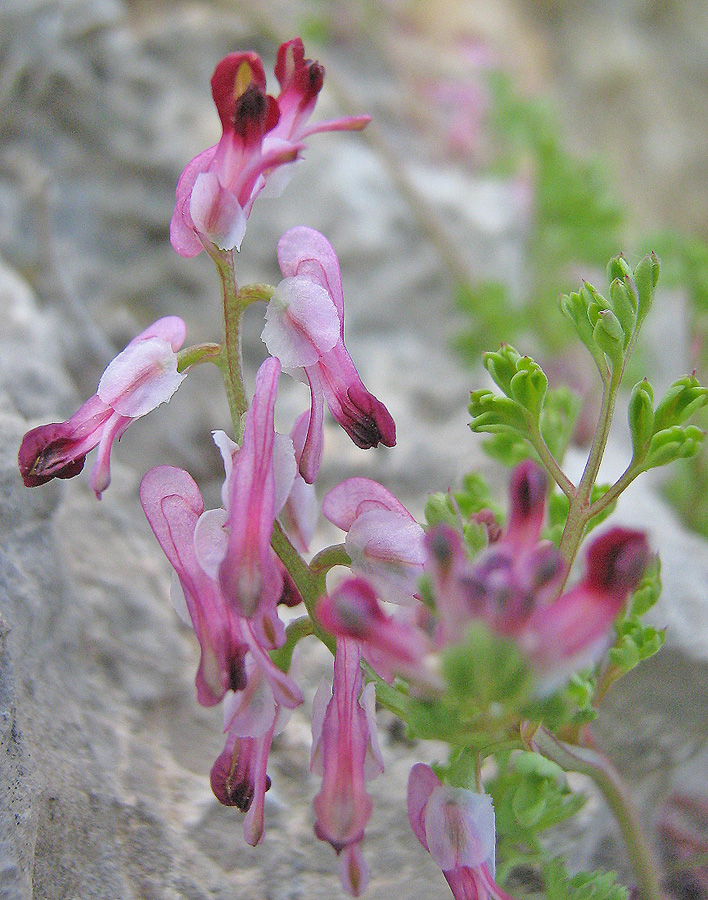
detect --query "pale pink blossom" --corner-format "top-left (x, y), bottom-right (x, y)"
top-left (322, 477), bottom-right (424, 604)
top-left (19, 316), bottom-right (186, 498)
top-left (311, 639), bottom-right (383, 896)
top-left (408, 764), bottom-right (519, 900)
top-left (263, 227), bottom-right (396, 482)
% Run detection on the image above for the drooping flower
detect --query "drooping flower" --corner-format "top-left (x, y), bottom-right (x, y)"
top-left (311, 638), bottom-right (384, 896)
top-left (262, 227), bottom-right (396, 482)
top-left (20, 316), bottom-right (187, 499)
top-left (408, 763), bottom-right (519, 900)
top-left (322, 477), bottom-right (424, 604)
top-left (170, 39), bottom-right (370, 258)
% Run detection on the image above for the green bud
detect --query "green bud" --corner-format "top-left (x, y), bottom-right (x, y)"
top-left (633, 252), bottom-right (660, 327)
top-left (606, 254), bottom-right (633, 284)
top-left (628, 379), bottom-right (654, 459)
top-left (609, 636), bottom-right (640, 671)
top-left (469, 389), bottom-right (530, 434)
top-left (509, 357), bottom-right (548, 419)
top-left (610, 277), bottom-right (637, 347)
top-left (483, 345), bottom-right (522, 397)
top-left (593, 310), bottom-right (625, 368)
top-left (653, 374), bottom-right (708, 433)
top-left (424, 492), bottom-right (457, 527)
top-left (560, 291), bottom-right (596, 355)
top-left (644, 424), bottom-right (705, 469)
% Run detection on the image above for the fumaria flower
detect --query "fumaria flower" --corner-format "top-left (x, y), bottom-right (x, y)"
top-left (170, 38), bottom-right (369, 258)
top-left (426, 460), bottom-right (649, 677)
top-left (311, 639), bottom-right (384, 896)
top-left (19, 316), bottom-right (187, 498)
top-left (262, 227), bottom-right (396, 483)
top-left (322, 477), bottom-right (424, 604)
top-left (408, 763), bottom-right (519, 900)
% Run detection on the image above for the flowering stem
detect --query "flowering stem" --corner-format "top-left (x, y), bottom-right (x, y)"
top-left (270, 521), bottom-right (335, 654)
top-left (210, 247), bottom-right (249, 437)
top-left (310, 543), bottom-right (351, 576)
top-left (270, 616), bottom-right (314, 673)
top-left (532, 727), bottom-right (666, 900)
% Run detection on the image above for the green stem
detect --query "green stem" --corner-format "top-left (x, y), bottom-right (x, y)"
top-left (270, 616), bottom-right (314, 673)
top-left (532, 727), bottom-right (666, 900)
top-left (177, 342), bottom-right (221, 372)
top-left (210, 248), bottom-right (249, 436)
top-left (558, 369), bottom-right (621, 569)
top-left (310, 543), bottom-right (351, 576)
top-left (528, 424), bottom-right (576, 499)
top-left (270, 520), bottom-right (335, 654)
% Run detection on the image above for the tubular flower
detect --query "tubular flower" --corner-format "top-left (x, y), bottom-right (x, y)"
top-left (425, 461), bottom-right (649, 677)
top-left (322, 477), bottom-right (423, 605)
top-left (19, 316), bottom-right (187, 499)
top-left (170, 38), bottom-right (369, 258)
top-left (139, 465), bottom-right (303, 711)
top-left (310, 639), bottom-right (384, 896)
top-left (262, 227), bottom-right (396, 483)
top-left (218, 357), bottom-right (296, 629)
top-left (408, 764), bottom-right (520, 900)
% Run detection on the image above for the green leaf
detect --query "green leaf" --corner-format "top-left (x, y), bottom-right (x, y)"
top-left (469, 389), bottom-right (531, 434)
top-left (644, 424), bottom-right (705, 469)
top-left (653, 374), bottom-right (708, 433)
top-left (544, 859), bottom-right (629, 900)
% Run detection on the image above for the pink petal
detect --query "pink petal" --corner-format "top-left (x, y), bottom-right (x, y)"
top-left (89, 411), bottom-right (131, 498)
top-left (424, 786), bottom-right (495, 872)
top-left (277, 226), bottom-right (345, 321)
top-left (407, 763), bottom-right (441, 852)
top-left (338, 842), bottom-right (369, 897)
top-left (97, 337), bottom-right (186, 418)
top-left (190, 171), bottom-right (247, 252)
top-left (323, 477), bottom-right (412, 530)
top-left (262, 275), bottom-right (341, 369)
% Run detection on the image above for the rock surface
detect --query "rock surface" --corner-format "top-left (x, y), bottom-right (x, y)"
top-left (2, 2), bottom-right (708, 899)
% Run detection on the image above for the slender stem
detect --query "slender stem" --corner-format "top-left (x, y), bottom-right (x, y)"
top-left (527, 425), bottom-right (576, 499)
top-left (270, 520), bottom-right (335, 654)
top-left (270, 616), bottom-right (314, 673)
top-left (210, 248), bottom-right (249, 436)
top-left (310, 543), bottom-right (351, 576)
top-left (558, 369), bottom-right (621, 569)
top-left (177, 342), bottom-right (221, 372)
top-left (532, 727), bottom-right (666, 900)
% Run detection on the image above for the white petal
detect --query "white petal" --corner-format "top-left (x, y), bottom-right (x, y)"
top-left (98, 337), bottom-right (185, 418)
top-left (262, 276), bottom-right (340, 369)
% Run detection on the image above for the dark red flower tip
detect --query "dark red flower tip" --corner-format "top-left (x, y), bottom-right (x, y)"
top-left (585, 527), bottom-right (649, 597)
top-left (18, 425), bottom-right (86, 487)
top-left (510, 460), bottom-right (548, 524)
top-left (342, 384), bottom-right (396, 450)
top-left (210, 51), bottom-right (268, 133)
top-left (275, 37), bottom-right (325, 106)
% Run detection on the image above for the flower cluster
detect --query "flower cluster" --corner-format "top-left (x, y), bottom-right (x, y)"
top-left (170, 38), bottom-right (369, 258)
top-left (17, 34), bottom-right (666, 900)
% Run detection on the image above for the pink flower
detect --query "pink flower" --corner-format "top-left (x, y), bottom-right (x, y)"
top-left (322, 477), bottom-right (424, 604)
top-left (19, 316), bottom-right (187, 498)
top-left (262, 227), bottom-right (396, 482)
top-left (217, 357), bottom-right (298, 629)
top-left (170, 39), bottom-right (369, 258)
top-left (311, 639), bottom-right (384, 896)
top-left (139, 464), bottom-right (303, 711)
top-left (424, 461), bottom-right (649, 678)
top-left (316, 578), bottom-right (440, 692)
top-left (408, 764), bottom-right (519, 900)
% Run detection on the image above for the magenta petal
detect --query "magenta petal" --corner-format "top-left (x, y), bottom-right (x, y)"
top-left (338, 842), bottom-right (369, 897)
top-left (89, 412), bottom-right (131, 498)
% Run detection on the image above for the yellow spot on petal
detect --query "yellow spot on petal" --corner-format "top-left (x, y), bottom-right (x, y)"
top-left (235, 60), bottom-right (253, 99)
